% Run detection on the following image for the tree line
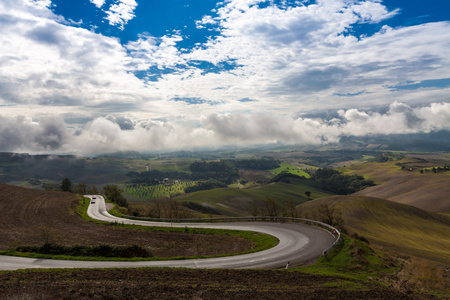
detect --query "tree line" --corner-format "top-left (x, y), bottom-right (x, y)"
top-left (58, 177), bottom-right (128, 208)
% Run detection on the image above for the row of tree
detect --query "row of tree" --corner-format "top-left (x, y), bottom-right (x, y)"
top-left (311, 168), bottom-right (374, 195)
top-left (58, 178), bottom-right (98, 194)
top-left (59, 177), bottom-right (128, 208)
top-left (126, 158), bottom-right (281, 186)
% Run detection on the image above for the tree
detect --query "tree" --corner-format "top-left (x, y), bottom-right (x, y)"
top-left (283, 199), bottom-right (299, 218)
top-left (77, 182), bottom-right (88, 194)
top-left (60, 177), bottom-right (72, 192)
top-left (318, 203), bottom-right (344, 230)
top-left (247, 201), bottom-right (260, 217)
top-left (88, 184), bottom-right (98, 194)
top-left (263, 197), bottom-right (280, 217)
top-left (103, 185), bottom-right (128, 208)
top-left (305, 191), bottom-right (312, 200)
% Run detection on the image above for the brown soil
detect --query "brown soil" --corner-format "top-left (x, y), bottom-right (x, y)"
top-left (0, 184), bottom-right (252, 257)
top-left (344, 160), bottom-right (450, 213)
top-left (0, 268), bottom-right (433, 300)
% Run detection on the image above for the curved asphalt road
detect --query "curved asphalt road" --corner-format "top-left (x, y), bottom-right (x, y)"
top-left (0, 195), bottom-right (336, 271)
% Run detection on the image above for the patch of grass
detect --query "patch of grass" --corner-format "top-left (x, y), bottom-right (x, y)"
top-left (301, 233), bottom-right (450, 296)
top-left (270, 163), bottom-right (310, 178)
top-left (300, 235), bottom-right (398, 282)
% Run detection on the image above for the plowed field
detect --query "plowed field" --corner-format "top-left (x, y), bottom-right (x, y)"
top-left (0, 184), bottom-right (251, 257)
top-left (0, 268), bottom-right (432, 300)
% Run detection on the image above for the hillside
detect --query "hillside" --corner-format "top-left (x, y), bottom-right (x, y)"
top-left (0, 183), bottom-right (251, 257)
top-left (340, 158), bottom-right (450, 213)
top-left (299, 195), bottom-right (450, 266)
top-left (178, 178), bottom-right (334, 216)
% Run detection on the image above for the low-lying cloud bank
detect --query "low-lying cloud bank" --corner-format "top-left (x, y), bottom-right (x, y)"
top-left (1, 102), bottom-right (449, 155)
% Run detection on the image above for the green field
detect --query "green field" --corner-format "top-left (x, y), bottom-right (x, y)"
top-left (181, 178), bottom-right (334, 216)
top-left (123, 181), bottom-right (197, 200)
top-left (269, 163), bottom-right (310, 178)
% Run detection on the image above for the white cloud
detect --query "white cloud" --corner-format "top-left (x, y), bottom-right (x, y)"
top-left (0, 0), bottom-right (149, 117)
top-left (1, 102), bottom-right (448, 155)
top-left (104, 0), bottom-right (138, 30)
top-left (125, 34), bottom-right (186, 70)
top-left (0, 0), bottom-right (449, 149)
top-left (25, 0), bottom-right (51, 10)
top-left (90, 0), bottom-right (106, 9)
top-left (196, 15), bottom-right (218, 29)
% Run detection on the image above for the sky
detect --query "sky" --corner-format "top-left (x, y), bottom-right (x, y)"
top-left (0, 0), bottom-right (449, 154)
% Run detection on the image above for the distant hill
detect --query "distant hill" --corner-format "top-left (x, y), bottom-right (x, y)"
top-left (299, 195), bottom-right (450, 266)
top-left (178, 178), bottom-right (334, 217)
top-left (0, 152), bottom-right (132, 186)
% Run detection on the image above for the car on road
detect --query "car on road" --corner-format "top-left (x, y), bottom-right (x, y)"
top-left (91, 200), bottom-right (96, 204)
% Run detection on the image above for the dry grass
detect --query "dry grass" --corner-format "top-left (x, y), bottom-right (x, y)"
top-left (299, 196), bottom-right (450, 267)
top-left (340, 159), bottom-right (450, 213)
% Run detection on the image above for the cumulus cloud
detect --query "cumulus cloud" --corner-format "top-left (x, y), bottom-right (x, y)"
top-left (90, 0), bottom-right (105, 9)
top-left (169, 0), bottom-right (450, 109)
top-left (0, 0), bottom-right (147, 114)
top-left (1, 102), bottom-right (449, 155)
top-left (125, 34), bottom-right (185, 70)
top-left (195, 15), bottom-right (217, 29)
top-left (0, 0), bottom-right (449, 142)
top-left (104, 0), bottom-right (138, 30)
top-left (0, 116), bottom-right (69, 152)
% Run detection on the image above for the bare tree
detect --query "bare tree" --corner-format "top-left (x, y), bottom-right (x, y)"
top-left (150, 200), bottom-right (162, 218)
top-left (283, 199), bottom-right (299, 218)
top-left (318, 203), bottom-right (344, 229)
top-left (263, 197), bottom-right (280, 217)
top-left (168, 199), bottom-right (186, 219)
top-left (247, 201), bottom-right (260, 217)
top-left (77, 182), bottom-right (88, 194)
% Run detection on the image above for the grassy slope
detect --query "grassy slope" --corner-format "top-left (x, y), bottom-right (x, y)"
top-left (269, 163), bottom-right (311, 178)
top-left (339, 159), bottom-right (450, 213)
top-left (300, 195), bottom-right (450, 266)
top-left (180, 178), bottom-right (334, 216)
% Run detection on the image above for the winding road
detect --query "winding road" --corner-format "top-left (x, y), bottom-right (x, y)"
top-left (0, 195), bottom-right (336, 270)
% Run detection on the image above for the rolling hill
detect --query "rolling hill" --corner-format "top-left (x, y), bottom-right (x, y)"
top-left (177, 178), bottom-right (335, 216)
top-left (299, 195), bottom-right (450, 266)
top-left (340, 158), bottom-right (450, 213)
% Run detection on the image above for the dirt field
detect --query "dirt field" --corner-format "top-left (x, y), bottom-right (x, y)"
top-left (0, 268), bottom-right (433, 300)
top-left (343, 159), bottom-right (450, 213)
top-left (0, 184), bottom-right (251, 257)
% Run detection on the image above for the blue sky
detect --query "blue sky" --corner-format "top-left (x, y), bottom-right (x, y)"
top-left (0, 0), bottom-right (449, 154)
